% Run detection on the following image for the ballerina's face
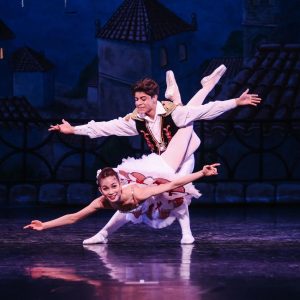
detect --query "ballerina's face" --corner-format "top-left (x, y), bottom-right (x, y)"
top-left (99, 175), bottom-right (122, 202)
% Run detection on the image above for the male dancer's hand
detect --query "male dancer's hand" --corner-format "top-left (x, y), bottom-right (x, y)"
top-left (236, 89), bottom-right (262, 107)
top-left (49, 119), bottom-right (75, 134)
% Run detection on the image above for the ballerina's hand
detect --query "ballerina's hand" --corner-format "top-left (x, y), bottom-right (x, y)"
top-left (202, 163), bottom-right (220, 177)
top-left (23, 220), bottom-right (44, 231)
top-left (48, 119), bottom-right (74, 134)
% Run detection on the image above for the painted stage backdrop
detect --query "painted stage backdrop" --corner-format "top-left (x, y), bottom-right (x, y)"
top-left (0, 0), bottom-right (300, 205)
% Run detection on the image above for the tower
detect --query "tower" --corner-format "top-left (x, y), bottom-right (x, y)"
top-left (0, 19), bottom-right (15, 97)
top-left (243, 0), bottom-right (281, 59)
top-left (95, 0), bottom-right (196, 117)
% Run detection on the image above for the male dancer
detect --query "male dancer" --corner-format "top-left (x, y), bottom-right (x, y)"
top-left (50, 66), bottom-right (261, 244)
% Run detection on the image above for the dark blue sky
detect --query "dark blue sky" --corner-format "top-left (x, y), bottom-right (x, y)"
top-left (0, 0), bottom-right (243, 89)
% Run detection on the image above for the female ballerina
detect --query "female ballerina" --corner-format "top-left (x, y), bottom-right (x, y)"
top-left (24, 126), bottom-right (219, 233)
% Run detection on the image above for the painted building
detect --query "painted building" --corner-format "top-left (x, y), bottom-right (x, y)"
top-left (0, 19), bottom-right (15, 97)
top-left (12, 47), bottom-right (55, 108)
top-left (93, 0), bottom-right (197, 117)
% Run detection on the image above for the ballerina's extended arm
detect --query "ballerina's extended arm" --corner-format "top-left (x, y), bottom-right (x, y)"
top-left (134, 163), bottom-right (220, 201)
top-left (24, 196), bottom-right (107, 231)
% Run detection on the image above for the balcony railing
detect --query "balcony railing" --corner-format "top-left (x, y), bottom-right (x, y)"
top-left (0, 119), bottom-right (299, 185)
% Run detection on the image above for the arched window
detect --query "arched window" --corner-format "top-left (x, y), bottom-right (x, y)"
top-left (178, 43), bottom-right (187, 61)
top-left (0, 48), bottom-right (4, 60)
top-left (160, 47), bottom-right (168, 67)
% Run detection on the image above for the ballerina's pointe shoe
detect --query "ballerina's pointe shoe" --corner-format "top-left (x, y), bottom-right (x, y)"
top-left (200, 64), bottom-right (227, 89)
top-left (83, 232), bottom-right (108, 245)
top-left (165, 70), bottom-right (182, 105)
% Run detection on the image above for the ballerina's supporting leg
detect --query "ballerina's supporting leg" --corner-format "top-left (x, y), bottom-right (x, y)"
top-left (161, 125), bottom-right (194, 172)
top-left (83, 211), bottom-right (128, 245)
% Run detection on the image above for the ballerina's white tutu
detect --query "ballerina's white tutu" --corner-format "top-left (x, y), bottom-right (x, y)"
top-left (112, 153), bottom-right (201, 229)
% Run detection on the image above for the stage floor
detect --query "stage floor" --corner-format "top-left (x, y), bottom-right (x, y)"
top-left (0, 206), bottom-right (299, 300)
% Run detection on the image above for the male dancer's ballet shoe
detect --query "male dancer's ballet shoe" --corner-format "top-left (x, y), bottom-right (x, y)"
top-left (165, 70), bottom-right (182, 105)
top-left (180, 234), bottom-right (195, 244)
top-left (200, 64), bottom-right (227, 89)
top-left (83, 232), bottom-right (108, 245)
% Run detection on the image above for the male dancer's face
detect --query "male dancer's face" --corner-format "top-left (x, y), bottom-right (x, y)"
top-left (134, 92), bottom-right (157, 119)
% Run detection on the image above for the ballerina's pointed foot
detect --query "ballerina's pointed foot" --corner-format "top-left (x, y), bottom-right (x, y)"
top-left (165, 70), bottom-right (182, 105)
top-left (83, 232), bottom-right (108, 245)
top-left (180, 234), bottom-right (195, 244)
top-left (200, 64), bottom-right (227, 89)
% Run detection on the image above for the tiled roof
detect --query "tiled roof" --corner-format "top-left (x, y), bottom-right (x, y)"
top-left (212, 44), bottom-right (300, 121)
top-left (12, 47), bottom-right (54, 72)
top-left (0, 19), bottom-right (15, 40)
top-left (0, 97), bottom-right (42, 125)
top-left (97, 0), bottom-right (195, 42)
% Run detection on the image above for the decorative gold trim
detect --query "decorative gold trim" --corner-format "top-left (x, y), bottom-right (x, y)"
top-left (124, 109), bottom-right (144, 122)
top-left (161, 100), bottom-right (177, 116)
top-left (124, 101), bottom-right (177, 121)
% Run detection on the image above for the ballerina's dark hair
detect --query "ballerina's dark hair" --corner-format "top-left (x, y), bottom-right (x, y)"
top-left (97, 167), bottom-right (119, 186)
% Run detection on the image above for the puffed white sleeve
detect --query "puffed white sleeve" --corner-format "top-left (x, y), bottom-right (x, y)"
top-left (172, 99), bottom-right (237, 126)
top-left (73, 117), bottom-right (138, 138)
